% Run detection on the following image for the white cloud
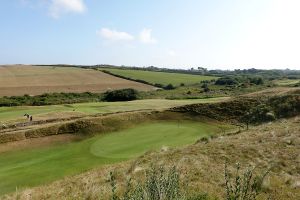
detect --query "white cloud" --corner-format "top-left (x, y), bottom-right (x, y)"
top-left (139, 28), bottom-right (157, 44)
top-left (49, 0), bottom-right (86, 18)
top-left (97, 28), bottom-right (134, 41)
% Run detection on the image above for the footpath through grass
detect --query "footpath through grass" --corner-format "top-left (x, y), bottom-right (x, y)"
top-left (101, 68), bottom-right (218, 86)
top-left (0, 98), bottom-right (228, 123)
top-left (0, 121), bottom-right (218, 195)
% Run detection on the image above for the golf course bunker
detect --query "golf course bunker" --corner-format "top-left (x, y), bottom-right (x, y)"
top-left (0, 120), bottom-right (218, 195)
top-left (90, 121), bottom-right (216, 159)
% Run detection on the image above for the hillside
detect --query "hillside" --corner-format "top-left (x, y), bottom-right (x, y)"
top-left (100, 67), bottom-right (218, 87)
top-left (4, 116), bottom-right (299, 200)
top-left (0, 87), bottom-right (298, 199)
top-left (0, 65), bottom-right (155, 97)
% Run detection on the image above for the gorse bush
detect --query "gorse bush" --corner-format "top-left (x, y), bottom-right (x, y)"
top-left (240, 93), bottom-right (300, 127)
top-left (215, 76), bottom-right (264, 86)
top-left (215, 77), bottom-right (239, 85)
top-left (164, 84), bottom-right (176, 90)
top-left (103, 88), bottom-right (139, 102)
top-left (269, 94), bottom-right (300, 118)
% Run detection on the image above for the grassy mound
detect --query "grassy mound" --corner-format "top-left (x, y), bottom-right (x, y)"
top-left (171, 90), bottom-right (300, 124)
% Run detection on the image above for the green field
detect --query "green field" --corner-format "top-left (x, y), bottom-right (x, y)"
top-left (101, 68), bottom-right (218, 86)
top-left (274, 79), bottom-right (300, 86)
top-left (0, 98), bottom-right (228, 123)
top-left (0, 121), bottom-right (218, 195)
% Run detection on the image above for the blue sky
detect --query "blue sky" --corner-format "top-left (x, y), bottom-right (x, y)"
top-left (0, 0), bottom-right (300, 69)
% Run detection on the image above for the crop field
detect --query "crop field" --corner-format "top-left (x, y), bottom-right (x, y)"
top-left (101, 68), bottom-right (218, 86)
top-left (0, 97), bottom-right (228, 123)
top-left (0, 65), bottom-right (154, 97)
top-left (0, 121), bottom-right (219, 195)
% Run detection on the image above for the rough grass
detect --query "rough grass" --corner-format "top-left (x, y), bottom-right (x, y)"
top-left (0, 65), bottom-right (154, 97)
top-left (0, 120), bottom-right (220, 196)
top-left (100, 68), bottom-right (218, 86)
top-left (0, 98), bottom-right (228, 123)
top-left (6, 117), bottom-right (299, 200)
top-left (170, 89), bottom-right (300, 124)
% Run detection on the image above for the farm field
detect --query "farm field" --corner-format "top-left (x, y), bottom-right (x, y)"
top-left (0, 97), bottom-right (228, 123)
top-left (0, 121), bottom-right (219, 195)
top-left (0, 65), bottom-right (154, 97)
top-left (100, 68), bottom-right (218, 86)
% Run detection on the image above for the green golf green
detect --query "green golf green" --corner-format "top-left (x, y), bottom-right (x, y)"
top-left (0, 121), bottom-right (218, 196)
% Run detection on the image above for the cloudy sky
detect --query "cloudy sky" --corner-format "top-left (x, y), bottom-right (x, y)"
top-left (0, 0), bottom-right (300, 69)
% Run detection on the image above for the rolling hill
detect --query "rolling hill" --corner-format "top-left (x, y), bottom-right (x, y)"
top-left (0, 65), bottom-right (155, 97)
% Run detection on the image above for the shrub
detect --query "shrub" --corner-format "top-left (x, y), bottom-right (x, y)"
top-left (201, 84), bottom-right (210, 92)
top-left (154, 83), bottom-right (164, 88)
top-left (103, 88), bottom-right (139, 102)
top-left (224, 163), bottom-right (269, 200)
top-left (108, 165), bottom-right (208, 200)
top-left (215, 77), bottom-right (239, 85)
top-left (269, 94), bottom-right (300, 118)
top-left (0, 92), bottom-right (103, 107)
top-left (201, 83), bottom-right (208, 89)
top-left (107, 163), bottom-right (270, 200)
top-left (164, 84), bottom-right (176, 90)
top-left (248, 76), bottom-right (264, 85)
top-left (203, 87), bottom-right (210, 93)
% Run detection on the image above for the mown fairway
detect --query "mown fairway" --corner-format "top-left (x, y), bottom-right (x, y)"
top-left (0, 121), bottom-right (218, 195)
top-left (0, 65), bottom-right (154, 97)
top-left (0, 98), bottom-right (228, 123)
top-left (101, 68), bottom-right (218, 86)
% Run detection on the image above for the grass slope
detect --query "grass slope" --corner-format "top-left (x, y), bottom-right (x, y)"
top-left (101, 68), bottom-right (218, 86)
top-left (7, 117), bottom-right (299, 200)
top-left (0, 98), bottom-right (228, 123)
top-left (0, 65), bottom-right (154, 97)
top-left (0, 121), bottom-right (218, 195)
